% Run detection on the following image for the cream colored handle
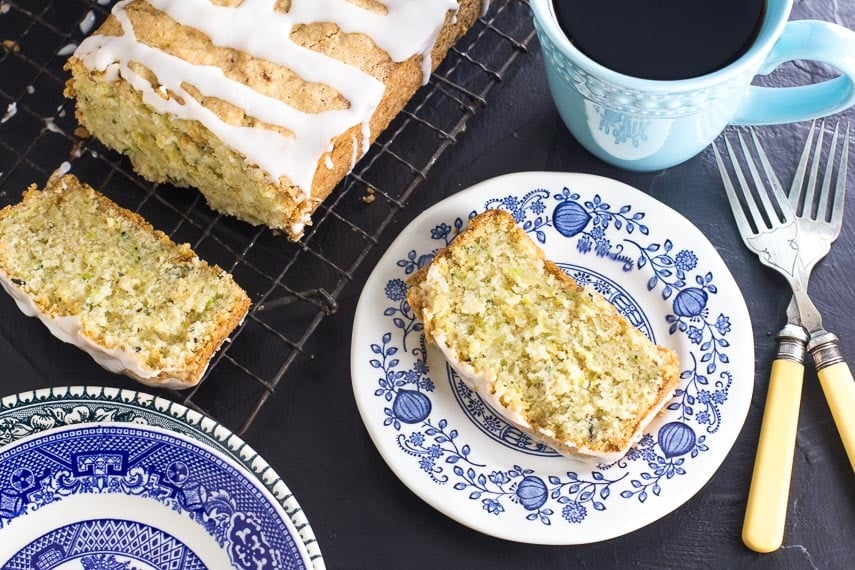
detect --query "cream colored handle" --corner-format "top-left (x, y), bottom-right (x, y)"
top-left (817, 361), bottom-right (855, 474)
top-left (743, 358), bottom-right (803, 554)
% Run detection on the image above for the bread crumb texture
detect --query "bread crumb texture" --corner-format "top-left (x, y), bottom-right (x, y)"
top-left (408, 209), bottom-right (680, 457)
top-left (0, 174), bottom-right (250, 385)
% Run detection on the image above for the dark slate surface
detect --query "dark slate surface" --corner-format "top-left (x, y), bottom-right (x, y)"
top-left (1, 1), bottom-right (854, 568)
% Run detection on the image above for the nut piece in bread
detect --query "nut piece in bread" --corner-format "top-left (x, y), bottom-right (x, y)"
top-left (0, 174), bottom-right (250, 389)
top-left (407, 209), bottom-right (681, 463)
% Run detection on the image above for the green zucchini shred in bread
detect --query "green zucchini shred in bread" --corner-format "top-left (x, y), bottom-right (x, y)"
top-left (407, 209), bottom-right (680, 463)
top-left (0, 174), bottom-right (250, 388)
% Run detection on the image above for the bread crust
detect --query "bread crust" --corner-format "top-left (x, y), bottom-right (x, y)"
top-left (407, 209), bottom-right (681, 463)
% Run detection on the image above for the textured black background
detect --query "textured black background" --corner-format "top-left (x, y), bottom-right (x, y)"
top-left (2, 1), bottom-right (855, 568)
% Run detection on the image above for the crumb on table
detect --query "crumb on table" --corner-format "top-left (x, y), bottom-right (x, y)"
top-left (2, 39), bottom-right (19, 54)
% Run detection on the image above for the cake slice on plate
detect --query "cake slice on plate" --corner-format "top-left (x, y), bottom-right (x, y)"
top-left (407, 209), bottom-right (680, 463)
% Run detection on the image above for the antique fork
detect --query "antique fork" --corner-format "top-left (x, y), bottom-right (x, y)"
top-left (713, 125), bottom-right (855, 554)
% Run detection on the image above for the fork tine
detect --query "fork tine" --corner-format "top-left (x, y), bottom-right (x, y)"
top-left (830, 122), bottom-right (850, 230)
top-left (745, 129), bottom-right (794, 224)
top-left (790, 119), bottom-right (817, 214)
top-left (818, 121), bottom-right (840, 222)
top-left (726, 134), bottom-right (768, 231)
top-left (713, 141), bottom-right (757, 237)
top-left (804, 119), bottom-right (826, 218)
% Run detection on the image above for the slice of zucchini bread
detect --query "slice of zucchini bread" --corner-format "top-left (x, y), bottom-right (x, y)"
top-left (407, 209), bottom-right (680, 463)
top-left (0, 174), bottom-right (250, 389)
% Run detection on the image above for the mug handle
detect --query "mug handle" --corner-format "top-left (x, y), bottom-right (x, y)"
top-left (733, 20), bottom-right (855, 125)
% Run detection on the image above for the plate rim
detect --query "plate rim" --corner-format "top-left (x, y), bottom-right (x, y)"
top-left (350, 170), bottom-right (754, 544)
top-left (0, 384), bottom-right (325, 569)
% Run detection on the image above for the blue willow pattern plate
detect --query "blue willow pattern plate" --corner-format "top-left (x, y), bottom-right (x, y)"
top-left (351, 172), bottom-right (754, 544)
top-left (0, 386), bottom-right (324, 569)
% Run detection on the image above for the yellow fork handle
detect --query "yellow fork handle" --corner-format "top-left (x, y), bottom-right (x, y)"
top-left (817, 361), bottom-right (855, 473)
top-left (810, 332), bottom-right (855, 474)
top-left (743, 358), bottom-right (803, 554)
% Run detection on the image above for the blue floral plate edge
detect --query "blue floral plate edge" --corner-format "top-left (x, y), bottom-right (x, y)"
top-left (0, 385), bottom-right (325, 569)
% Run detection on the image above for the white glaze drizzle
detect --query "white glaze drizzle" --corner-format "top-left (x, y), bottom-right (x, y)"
top-left (55, 161), bottom-right (72, 177)
top-left (0, 102), bottom-right (16, 124)
top-left (79, 10), bottom-right (96, 34)
top-left (58, 42), bottom-right (78, 56)
top-left (349, 134), bottom-right (360, 172)
top-left (75, 0), bottom-right (461, 197)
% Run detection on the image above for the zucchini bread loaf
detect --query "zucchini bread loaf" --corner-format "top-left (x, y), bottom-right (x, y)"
top-left (65, 0), bottom-right (485, 240)
top-left (407, 209), bottom-right (681, 463)
top-left (0, 174), bottom-right (250, 389)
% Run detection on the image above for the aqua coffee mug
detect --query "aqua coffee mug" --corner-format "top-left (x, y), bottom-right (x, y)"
top-left (532, 0), bottom-right (855, 171)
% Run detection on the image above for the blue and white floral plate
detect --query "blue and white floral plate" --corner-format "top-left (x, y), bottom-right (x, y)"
top-left (0, 386), bottom-right (324, 569)
top-left (351, 172), bottom-right (753, 544)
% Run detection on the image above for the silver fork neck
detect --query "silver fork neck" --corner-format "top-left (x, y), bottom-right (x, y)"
top-left (790, 267), bottom-right (824, 333)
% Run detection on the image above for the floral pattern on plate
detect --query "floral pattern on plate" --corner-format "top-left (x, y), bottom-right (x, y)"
top-left (351, 172), bottom-right (753, 544)
top-left (0, 386), bottom-right (324, 569)
top-left (0, 424), bottom-right (301, 569)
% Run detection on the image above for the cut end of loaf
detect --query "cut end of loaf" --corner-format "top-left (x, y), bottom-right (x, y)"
top-left (0, 174), bottom-right (250, 388)
top-left (63, 55), bottom-right (315, 240)
top-left (407, 209), bottom-right (681, 462)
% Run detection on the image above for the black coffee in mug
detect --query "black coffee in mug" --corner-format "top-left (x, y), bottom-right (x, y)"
top-left (552, 0), bottom-right (766, 80)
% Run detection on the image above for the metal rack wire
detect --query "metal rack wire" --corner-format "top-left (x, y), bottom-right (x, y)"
top-left (0, 0), bottom-right (535, 434)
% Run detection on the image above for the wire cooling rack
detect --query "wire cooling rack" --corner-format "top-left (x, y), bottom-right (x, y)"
top-left (0, 0), bottom-right (535, 434)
